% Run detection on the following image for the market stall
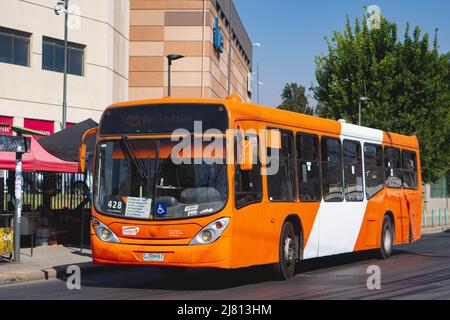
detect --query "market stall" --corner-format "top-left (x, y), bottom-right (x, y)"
top-left (0, 135), bottom-right (82, 256)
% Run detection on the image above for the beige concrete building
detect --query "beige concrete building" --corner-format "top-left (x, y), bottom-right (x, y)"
top-left (0, 0), bottom-right (253, 135)
top-left (0, 0), bottom-right (129, 133)
top-left (129, 0), bottom-right (253, 102)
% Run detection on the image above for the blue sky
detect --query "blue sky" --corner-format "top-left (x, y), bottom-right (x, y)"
top-left (234, 0), bottom-right (450, 108)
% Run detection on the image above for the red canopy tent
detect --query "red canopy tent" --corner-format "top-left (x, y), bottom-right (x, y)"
top-left (0, 135), bottom-right (78, 173)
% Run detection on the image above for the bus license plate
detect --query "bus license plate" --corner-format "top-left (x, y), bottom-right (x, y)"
top-left (143, 253), bottom-right (164, 262)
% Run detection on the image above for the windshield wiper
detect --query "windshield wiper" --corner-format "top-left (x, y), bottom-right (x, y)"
top-left (121, 137), bottom-right (149, 180)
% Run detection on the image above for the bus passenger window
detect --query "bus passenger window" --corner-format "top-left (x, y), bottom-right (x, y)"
top-left (403, 150), bottom-right (418, 189)
top-left (297, 133), bottom-right (321, 202)
top-left (364, 144), bottom-right (384, 199)
top-left (321, 137), bottom-right (344, 202)
top-left (343, 140), bottom-right (363, 201)
top-left (267, 130), bottom-right (296, 202)
top-left (384, 147), bottom-right (402, 188)
top-left (235, 136), bottom-right (262, 208)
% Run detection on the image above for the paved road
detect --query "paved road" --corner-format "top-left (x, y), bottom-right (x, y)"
top-left (1, 231), bottom-right (450, 300)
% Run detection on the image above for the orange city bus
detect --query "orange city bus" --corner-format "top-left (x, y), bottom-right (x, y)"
top-left (79, 95), bottom-right (422, 280)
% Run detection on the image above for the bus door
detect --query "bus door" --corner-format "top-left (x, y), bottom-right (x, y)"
top-left (231, 123), bottom-right (269, 266)
top-left (385, 147), bottom-right (408, 243)
top-left (402, 150), bottom-right (420, 242)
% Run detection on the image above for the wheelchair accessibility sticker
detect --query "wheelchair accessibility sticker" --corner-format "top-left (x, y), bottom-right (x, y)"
top-left (155, 202), bottom-right (168, 217)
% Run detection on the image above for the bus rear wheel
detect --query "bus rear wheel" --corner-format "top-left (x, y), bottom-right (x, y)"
top-left (273, 221), bottom-right (298, 280)
top-left (378, 215), bottom-right (394, 259)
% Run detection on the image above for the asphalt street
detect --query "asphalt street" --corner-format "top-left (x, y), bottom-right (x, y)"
top-left (0, 231), bottom-right (449, 300)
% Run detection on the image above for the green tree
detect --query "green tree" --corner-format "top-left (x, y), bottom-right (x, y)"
top-left (278, 83), bottom-right (314, 115)
top-left (312, 16), bottom-right (450, 183)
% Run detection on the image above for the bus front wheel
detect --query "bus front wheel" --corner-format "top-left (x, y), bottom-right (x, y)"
top-left (272, 221), bottom-right (298, 280)
top-left (378, 215), bottom-right (394, 259)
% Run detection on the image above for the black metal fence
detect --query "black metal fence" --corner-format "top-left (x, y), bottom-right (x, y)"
top-left (2, 171), bottom-right (91, 212)
top-left (0, 170), bottom-right (92, 248)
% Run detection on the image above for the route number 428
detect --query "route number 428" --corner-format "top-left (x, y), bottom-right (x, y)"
top-left (107, 200), bottom-right (123, 210)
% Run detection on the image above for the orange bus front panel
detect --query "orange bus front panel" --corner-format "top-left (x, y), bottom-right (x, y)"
top-left (91, 229), bottom-right (232, 269)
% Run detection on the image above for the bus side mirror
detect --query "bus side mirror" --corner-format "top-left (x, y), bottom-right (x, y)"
top-left (79, 127), bottom-right (98, 173)
top-left (240, 138), bottom-right (254, 171)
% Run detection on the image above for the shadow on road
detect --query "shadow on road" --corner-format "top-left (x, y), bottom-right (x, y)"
top-left (53, 249), bottom-right (411, 292)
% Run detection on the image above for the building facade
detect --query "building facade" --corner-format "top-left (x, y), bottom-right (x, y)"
top-left (0, 0), bottom-right (129, 133)
top-left (0, 0), bottom-right (252, 136)
top-left (129, 0), bottom-right (253, 102)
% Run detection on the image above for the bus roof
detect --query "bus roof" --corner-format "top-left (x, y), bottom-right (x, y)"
top-left (106, 96), bottom-right (419, 150)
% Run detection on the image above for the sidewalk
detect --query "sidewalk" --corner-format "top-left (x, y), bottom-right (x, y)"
top-left (0, 245), bottom-right (121, 286)
top-left (422, 225), bottom-right (450, 234)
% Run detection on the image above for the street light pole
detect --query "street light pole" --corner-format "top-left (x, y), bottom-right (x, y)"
top-left (54, 0), bottom-right (69, 130)
top-left (252, 43), bottom-right (261, 104)
top-left (13, 134), bottom-right (23, 263)
top-left (358, 99), bottom-right (362, 126)
top-left (167, 54), bottom-right (184, 97)
top-left (227, 0), bottom-right (232, 95)
top-left (257, 62), bottom-right (260, 104)
top-left (62, 0), bottom-right (68, 130)
top-left (359, 97), bottom-right (370, 126)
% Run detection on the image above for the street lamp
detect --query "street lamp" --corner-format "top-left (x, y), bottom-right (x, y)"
top-left (167, 54), bottom-right (184, 97)
top-left (54, 0), bottom-right (69, 130)
top-left (252, 43), bottom-right (262, 104)
top-left (359, 97), bottom-right (370, 126)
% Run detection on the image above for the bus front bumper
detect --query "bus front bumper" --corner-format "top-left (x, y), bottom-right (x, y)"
top-left (91, 235), bottom-right (231, 269)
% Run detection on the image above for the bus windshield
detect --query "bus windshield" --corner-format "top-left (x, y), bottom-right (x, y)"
top-left (94, 138), bottom-right (228, 220)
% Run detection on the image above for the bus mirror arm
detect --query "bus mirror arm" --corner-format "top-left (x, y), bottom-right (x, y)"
top-left (79, 127), bottom-right (98, 173)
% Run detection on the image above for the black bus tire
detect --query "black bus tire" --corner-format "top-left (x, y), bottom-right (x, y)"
top-left (378, 215), bottom-right (394, 259)
top-left (272, 221), bottom-right (298, 280)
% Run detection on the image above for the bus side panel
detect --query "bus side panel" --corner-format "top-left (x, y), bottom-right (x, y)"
top-left (230, 202), bottom-right (321, 269)
top-left (353, 191), bottom-right (386, 251)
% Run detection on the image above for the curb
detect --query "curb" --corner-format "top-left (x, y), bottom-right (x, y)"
top-left (422, 226), bottom-right (450, 235)
top-left (0, 262), bottom-right (128, 286)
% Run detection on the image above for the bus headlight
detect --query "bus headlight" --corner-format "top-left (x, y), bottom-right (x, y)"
top-left (92, 217), bottom-right (120, 244)
top-left (190, 218), bottom-right (230, 245)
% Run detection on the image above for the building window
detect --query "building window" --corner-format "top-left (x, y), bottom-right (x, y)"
top-left (234, 135), bottom-right (262, 208)
top-left (0, 26), bottom-right (30, 66)
top-left (343, 140), bottom-right (363, 201)
top-left (384, 147), bottom-right (402, 188)
top-left (297, 133), bottom-right (321, 202)
top-left (42, 36), bottom-right (85, 76)
top-left (403, 150), bottom-right (418, 190)
top-left (321, 137), bottom-right (343, 202)
top-left (267, 129), bottom-right (296, 202)
top-left (364, 143), bottom-right (384, 199)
